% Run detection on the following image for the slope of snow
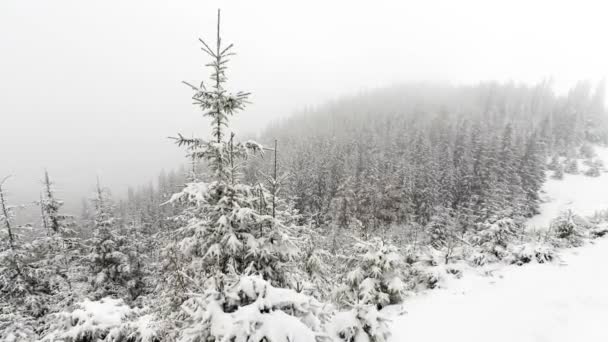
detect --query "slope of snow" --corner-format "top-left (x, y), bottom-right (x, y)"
top-left (390, 147), bottom-right (608, 341)
top-left (390, 237), bottom-right (608, 342)
top-left (526, 146), bottom-right (608, 230)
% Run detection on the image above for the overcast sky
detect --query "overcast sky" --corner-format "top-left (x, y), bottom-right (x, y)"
top-left (1, 0), bottom-right (607, 209)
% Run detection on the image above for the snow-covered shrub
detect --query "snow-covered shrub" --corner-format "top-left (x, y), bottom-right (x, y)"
top-left (584, 163), bottom-right (601, 177)
top-left (40, 297), bottom-right (159, 342)
top-left (406, 266), bottom-right (441, 290)
top-left (0, 232), bottom-right (78, 320)
top-left (471, 217), bottom-right (521, 262)
top-left (0, 309), bottom-right (38, 342)
top-left (593, 158), bottom-right (605, 171)
top-left (551, 164), bottom-right (564, 180)
top-left (550, 210), bottom-right (587, 246)
top-left (564, 159), bottom-right (579, 174)
top-left (331, 238), bottom-right (405, 342)
top-left (328, 304), bottom-right (392, 342)
top-left (590, 224), bottom-right (608, 238)
top-left (411, 247), bottom-right (465, 287)
top-left (506, 242), bottom-right (556, 265)
top-left (546, 154), bottom-right (560, 171)
top-left (294, 230), bottom-right (333, 299)
top-left (426, 207), bottom-right (461, 264)
top-left (470, 251), bottom-right (488, 266)
top-left (176, 276), bottom-right (330, 342)
top-left (336, 238), bottom-right (406, 308)
top-left (579, 143), bottom-right (596, 159)
top-left (399, 244), bottom-right (466, 289)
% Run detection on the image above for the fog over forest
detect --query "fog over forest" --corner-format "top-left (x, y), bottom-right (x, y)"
top-left (1, 0), bottom-right (607, 215)
top-left (3, 2), bottom-right (608, 342)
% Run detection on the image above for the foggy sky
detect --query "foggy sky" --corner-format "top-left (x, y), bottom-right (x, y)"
top-left (1, 0), bottom-right (607, 211)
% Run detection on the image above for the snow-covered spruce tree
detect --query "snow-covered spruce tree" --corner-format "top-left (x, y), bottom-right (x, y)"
top-left (496, 123), bottom-right (526, 218)
top-left (120, 218), bottom-right (150, 301)
top-left (547, 154), bottom-right (560, 171)
top-left (468, 123), bottom-right (501, 221)
top-left (410, 133), bottom-right (436, 225)
top-left (295, 227), bottom-right (332, 298)
top-left (337, 238), bottom-right (405, 307)
top-left (328, 177), bottom-right (360, 253)
top-left (584, 162), bottom-right (601, 177)
top-left (549, 210), bottom-right (588, 246)
top-left (27, 170), bottom-right (84, 314)
top-left (0, 177), bottom-right (36, 312)
top-left (39, 170), bottom-right (77, 237)
top-left (258, 141), bottom-right (331, 298)
top-left (564, 158), bottom-right (579, 174)
top-left (160, 11), bottom-right (326, 341)
top-left (518, 133), bottom-right (545, 217)
top-left (0, 176), bottom-right (61, 337)
top-left (551, 163), bottom-right (564, 180)
top-left (426, 206), bottom-right (461, 264)
top-left (579, 142), bottom-right (595, 159)
top-left (332, 237), bottom-right (405, 342)
top-left (470, 217), bottom-right (521, 265)
top-left (88, 179), bottom-right (129, 299)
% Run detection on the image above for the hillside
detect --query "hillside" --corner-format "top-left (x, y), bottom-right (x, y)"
top-left (527, 146), bottom-right (608, 230)
top-left (392, 153), bottom-right (608, 341)
top-left (391, 237), bottom-right (608, 341)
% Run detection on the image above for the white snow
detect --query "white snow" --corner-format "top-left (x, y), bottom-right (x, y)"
top-left (40, 297), bottom-right (133, 341)
top-left (391, 237), bottom-right (608, 342)
top-left (527, 146), bottom-right (608, 230)
top-left (390, 146), bottom-right (608, 342)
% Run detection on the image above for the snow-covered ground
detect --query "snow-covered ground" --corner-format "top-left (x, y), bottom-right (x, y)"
top-left (391, 238), bottom-right (608, 341)
top-left (527, 146), bottom-right (608, 230)
top-left (391, 145), bottom-right (608, 342)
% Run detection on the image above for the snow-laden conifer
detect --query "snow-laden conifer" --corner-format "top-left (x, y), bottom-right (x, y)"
top-left (157, 10), bottom-right (324, 341)
top-left (38, 170), bottom-right (77, 237)
top-left (337, 237), bottom-right (406, 308)
top-left (471, 217), bottom-right (521, 263)
top-left (88, 179), bottom-right (129, 299)
top-left (332, 237), bottom-right (404, 342)
top-left (0, 176), bottom-right (55, 316)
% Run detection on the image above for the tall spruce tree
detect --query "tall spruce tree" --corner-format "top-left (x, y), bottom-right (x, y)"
top-left (88, 178), bottom-right (127, 299)
top-left (158, 11), bottom-right (330, 342)
top-left (39, 170), bottom-right (76, 237)
top-left (166, 9), bottom-right (299, 299)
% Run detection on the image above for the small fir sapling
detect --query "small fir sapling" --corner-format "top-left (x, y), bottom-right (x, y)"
top-left (337, 237), bottom-right (406, 308)
top-left (564, 159), bottom-right (579, 174)
top-left (551, 164), bottom-right (564, 180)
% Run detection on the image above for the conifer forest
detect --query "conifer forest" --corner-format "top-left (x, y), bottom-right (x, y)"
top-left (3, 3), bottom-right (608, 342)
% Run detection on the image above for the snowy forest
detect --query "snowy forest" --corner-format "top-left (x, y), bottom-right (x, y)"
top-left (3, 8), bottom-right (608, 342)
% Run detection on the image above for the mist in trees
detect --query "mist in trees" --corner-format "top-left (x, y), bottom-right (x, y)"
top-left (1, 7), bottom-right (608, 342)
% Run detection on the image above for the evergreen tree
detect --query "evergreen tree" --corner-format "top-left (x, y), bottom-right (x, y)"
top-left (496, 124), bottom-right (524, 217)
top-left (564, 159), bottom-right (579, 174)
top-left (551, 163), bottom-right (564, 180)
top-left (38, 170), bottom-right (76, 237)
top-left (518, 133), bottom-right (546, 217)
top-left (0, 176), bottom-right (58, 319)
top-left (329, 177), bottom-right (360, 252)
top-left (337, 237), bottom-right (405, 308)
top-left (159, 10), bottom-right (325, 341)
top-left (410, 133), bottom-right (435, 225)
top-left (426, 206), bottom-right (460, 264)
top-left (88, 179), bottom-right (128, 299)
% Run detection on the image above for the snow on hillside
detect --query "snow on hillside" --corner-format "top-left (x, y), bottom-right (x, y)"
top-left (390, 237), bottom-right (608, 342)
top-left (526, 146), bottom-right (608, 230)
top-left (389, 146), bottom-right (608, 342)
